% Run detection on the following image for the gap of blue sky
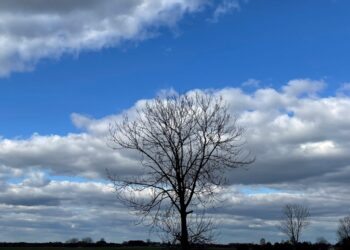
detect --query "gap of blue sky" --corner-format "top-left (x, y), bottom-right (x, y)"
top-left (1, 0), bottom-right (350, 138)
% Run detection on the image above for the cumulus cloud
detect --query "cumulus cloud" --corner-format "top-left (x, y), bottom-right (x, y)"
top-left (0, 0), bottom-right (210, 76)
top-left (2, 79), bottom-right (350, 186)
top-left (282, 79), bottom-right (325, 97)
top-left (0, 133), bottom-right (144, 179)
top-left (0, 80), bottom-right (350, 242)
top-left (0, 179), bottom-right (141, 242)
top-left (0, 177), bottom-right (347, 243)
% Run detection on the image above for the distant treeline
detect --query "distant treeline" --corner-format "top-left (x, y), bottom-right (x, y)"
top-left (0, 241), bottom-right (349, 249)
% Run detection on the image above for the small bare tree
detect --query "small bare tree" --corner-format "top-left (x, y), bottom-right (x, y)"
top-left (337, 215), bottom-right (350, 244)
top-left (109, 92), bottom-right (253, 250)
top-left (278, 204), bottom-right (310, 245)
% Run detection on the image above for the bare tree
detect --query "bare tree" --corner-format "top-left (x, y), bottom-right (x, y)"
top-left (109, 92), bottom-right (253, 250)
top-left (278, 204), bottom-right (310, 245)
top-left (337, 215), bottom-right (350, 244)
top-left (156, 209), bottom-right (215, 245)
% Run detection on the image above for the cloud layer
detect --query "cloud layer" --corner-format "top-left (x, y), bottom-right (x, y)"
top-left (0, 80), bottom-right (349, 243)
top-left (0, 0), bottom-right (210, 76)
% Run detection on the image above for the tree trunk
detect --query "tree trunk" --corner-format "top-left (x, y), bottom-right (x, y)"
top-left (181, 210), bottom-right (189, 250)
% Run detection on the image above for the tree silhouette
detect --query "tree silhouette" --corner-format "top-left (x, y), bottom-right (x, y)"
top-left (109, 92), bottom-right (253, 250)
top-left (337, 215), bottom-right (350, 246)
top-left (278, 203), bottom-right (310, 245)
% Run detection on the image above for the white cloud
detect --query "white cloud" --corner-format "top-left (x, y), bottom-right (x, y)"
top-left (336, 82), bottom-right (350, 96)
top-left (282, 79), bottom-right (325, 97)
top-left (209, 0), bottom-right (240, 23)
top-left (299, 140), bottom-right (338, 155)
top-left (0, 175), bottom-right (347, 243)
top-left (0, 80), bottom-right (350, 242)
top-left (2, 79), bottom-right (350, 186)
top-left (22, 170), bottom-right (51, 187)
top-left (241, 78), bottom-right (260, 88)
top-left (0, 0), bottom-right (209, 76)
top-left (0, 133), bottom-right (143, 179)
top-left (1, 80), bottom-right (350, 186)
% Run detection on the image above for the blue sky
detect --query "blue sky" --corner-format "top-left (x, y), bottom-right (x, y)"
top-left (1, 0), bottom-right (350, 137)
top-left (1, 0), bottom-right (350, 244)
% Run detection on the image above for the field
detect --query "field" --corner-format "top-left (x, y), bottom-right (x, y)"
top-left (0, 248), bottom-right (227, 250)
top-left (6, 247), bottom-right (242, 250)
top-left (0, 247), bottom-right (237, 250)
top-left (0, 243), bottom-right (339, 250)
top-left (0, 247), bottom-right (170, 250)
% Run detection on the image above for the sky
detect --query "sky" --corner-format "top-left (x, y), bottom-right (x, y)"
top-left (0, 0), bottom-right (350, 244)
